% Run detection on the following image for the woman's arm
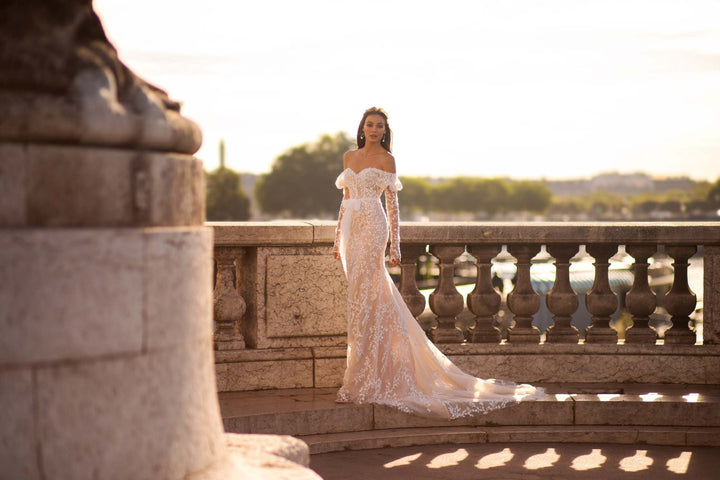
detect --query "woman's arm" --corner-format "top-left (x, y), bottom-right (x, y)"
top-left (385, 186), bottom-right (401, 266)
top-left (383, 152), bottom-right (400, 266)
top-left (333, 151), bottom-right (352, 259)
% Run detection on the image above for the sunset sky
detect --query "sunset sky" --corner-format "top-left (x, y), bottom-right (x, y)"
top-left (95, 0), bottom-right (720, 180)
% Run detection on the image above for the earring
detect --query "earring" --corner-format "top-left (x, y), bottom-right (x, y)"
top-left (382, 134), bottom-right (386, 142)
top-left (360, 133), bottom-right (365, 139)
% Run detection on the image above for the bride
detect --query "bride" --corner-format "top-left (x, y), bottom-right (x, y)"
top-left (333, 107), bottom-right (544, 419)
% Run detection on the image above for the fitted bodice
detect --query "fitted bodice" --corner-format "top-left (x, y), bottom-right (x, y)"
top-left (335, 167), bottom-right (402, 199)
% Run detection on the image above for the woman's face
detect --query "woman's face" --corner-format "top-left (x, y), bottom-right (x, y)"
top-left (363, 114), bottom-right (386, 144)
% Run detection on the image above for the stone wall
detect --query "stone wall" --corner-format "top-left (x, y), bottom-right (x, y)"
top-left (211, 221), bottom-right (720, 392)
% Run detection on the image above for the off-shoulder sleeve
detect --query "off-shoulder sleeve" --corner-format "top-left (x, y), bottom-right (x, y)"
top-left (386, 172), bottom-right (403, 192)
top-left (335, 170), bottom-right (347, 189)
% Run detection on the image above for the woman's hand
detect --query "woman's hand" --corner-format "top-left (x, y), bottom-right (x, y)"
top-left (388, 254), bottom-right (400, 266)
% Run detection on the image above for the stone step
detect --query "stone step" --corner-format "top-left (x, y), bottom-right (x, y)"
top-left (300, 426), bottom-right (720, 454)
top-left (219, 384), bottom-right (720, 449)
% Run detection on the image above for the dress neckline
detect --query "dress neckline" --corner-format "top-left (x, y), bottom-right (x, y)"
top-left (344, 167), bottom-right (394, 175)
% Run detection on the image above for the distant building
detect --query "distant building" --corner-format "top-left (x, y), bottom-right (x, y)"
top-left (589, 172), bottom-right (654, 194)
top-left (544, 172), bottom-right (696, 197)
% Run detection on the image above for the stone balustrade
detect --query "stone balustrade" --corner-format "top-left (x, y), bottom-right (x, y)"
top-left (210, 221), bottom-right (720, 392)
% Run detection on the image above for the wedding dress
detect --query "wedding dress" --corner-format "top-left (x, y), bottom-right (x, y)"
top-left (333, 167), bottom-right (544, 420)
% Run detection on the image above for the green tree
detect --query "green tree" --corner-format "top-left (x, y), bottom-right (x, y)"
top-left (255, 132), bottom-right (354, 218)
top-left (708, 178), bottom-right (720, 208)
top-left (507, 181), bottom-right (553, 213)
top-left (432, 178), bottom-right (475, 212)
top-left (398, 176), bottom-right (433, 215)
top-left (206, 140), bottom-right (251, 221)
top-left (471, 178), bottom-right (511, 215)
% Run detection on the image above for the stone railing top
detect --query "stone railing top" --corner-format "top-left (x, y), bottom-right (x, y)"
top-left (209, 221), bottom-right (720, 247)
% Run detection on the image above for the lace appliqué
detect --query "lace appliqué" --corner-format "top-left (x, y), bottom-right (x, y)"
top-left (333, 167), bottom-right (544, 419)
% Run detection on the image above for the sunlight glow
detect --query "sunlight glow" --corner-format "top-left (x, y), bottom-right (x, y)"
top-left (639, 392), bottom-right (664, 402)
top-left (475, 448), bottom-right (515, 470)
top-left (383, 452), bottom-right (422, 469)
top-left (426, 448), bottom-right (469, 469)
top-left (619, 450), bottom-right (654, 472)
top-left (555, 394), bottom-right (574, 401)
top-left (597, 394), bottom-right (621, 402)
top-left (93, 0), bottom-right (720, 180)
top-left (524, 448), bottom-right (561, 470)
top-left (683, 393), bottom-right (700, 403)
top-left (666, 451), bottom-right (693, 474)
top-left (571, 448), bottom-right (607, 471)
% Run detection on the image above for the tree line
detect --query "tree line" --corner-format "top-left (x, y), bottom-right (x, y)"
top-left (206, 133), bottom-right (720, 221)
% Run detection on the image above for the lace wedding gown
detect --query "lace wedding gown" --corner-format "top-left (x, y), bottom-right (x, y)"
top-left (333, 167), bottom-right (544, 420)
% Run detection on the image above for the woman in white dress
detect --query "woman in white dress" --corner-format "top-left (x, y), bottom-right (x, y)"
top-left (333, 107), bottom-right (544, 419)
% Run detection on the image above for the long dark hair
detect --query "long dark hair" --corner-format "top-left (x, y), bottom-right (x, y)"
top-left (356, 107), bottom-right (392, 152)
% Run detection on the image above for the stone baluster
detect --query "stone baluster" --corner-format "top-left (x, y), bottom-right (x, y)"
top-left (625, 245), bottom-right (658, 344)
top-left (399, 244), bottom-right (428, 319)
top-left (545, 244), bottom-right (580, 343)
top-left (664, 245), bottom-right (698, 345)
top-left (506, 244), bottom-right (542, 343)
top-left (585, 244), bottom-right (619, 344)
top-left (213, 247), bottom-right (246, 350)
top-left (428, 245), bottom-right (465, 343)
top-left (467, 245), bottom-right (503, 343)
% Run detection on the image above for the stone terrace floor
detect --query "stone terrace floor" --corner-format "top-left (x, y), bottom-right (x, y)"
top-left (310, 442), bottom-right (720, 479)
top-left (219, 384), bottom-right (720, 479)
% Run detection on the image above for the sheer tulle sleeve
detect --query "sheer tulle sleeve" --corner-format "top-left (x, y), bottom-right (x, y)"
top-left (333, 170), bottom-right (347, 260)
top-left (333, 201), bottom-right (345, 260)
top-left (385, 173), bottom-right (402, 263)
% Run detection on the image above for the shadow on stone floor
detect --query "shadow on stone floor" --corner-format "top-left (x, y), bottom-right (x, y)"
top-left (310, 442), bottom-right (720, 480)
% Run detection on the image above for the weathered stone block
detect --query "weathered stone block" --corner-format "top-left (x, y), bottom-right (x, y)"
top-left (687, 428), bottom-right (720, 446)
top-left (144, 227), bottom-right (213, 350)
top-left (36, 338), bottom-right (225, 480)
top-left (0, 368), bottom-right (39, 480)
top-left (234, 407), bottom-right (374, 437)
top-left (442, 343), bottom-right (720, 384)
top-left (26, 146), bottom-right (134, 226)
top-left (372, 396), bottom-right (568, 429)
top-left (574, 397), bottom-right (720, 427)
top-left (703, 246), bottom-right (720, 345)
top-left (226, 433), bottom-right (310, 467)
top-left (314, 357), bottom-right (346, 388)
top-left (215, 359), bottom-right (313, 392)
top-left (636, 429), bottom-right (688, 446)
top-left (1, 145), bottom-right (204, 228)
top-left (265, 254), bottom-right (347, 338)
top-left (0, 144), bottom-right (27, 226)
top-left (0, 229), bottom-right (144, 365)
top-left (146, 153), bottom-right (205, 226)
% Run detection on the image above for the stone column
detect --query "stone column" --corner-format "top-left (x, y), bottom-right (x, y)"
top-left (467, 244), bottom-right (502, 343)
top-left (428, 245), bottom-right (465, 343)
top-left (664, 245), bottom-right (698, 345)
top-left (214, 246), bottom-right (247, 350)
top-left (625, 245), bottom-right (658, 344)
top-left (506, 244), bottom-right (542, 343)
top-left (545, 244), bottom-right (580, 343)
top-left (0, 2), bottom-right (317, 478)
top-left (399, 244), bottom-right (428, 319)
top-left (585, 244), bottom-right (619, 344)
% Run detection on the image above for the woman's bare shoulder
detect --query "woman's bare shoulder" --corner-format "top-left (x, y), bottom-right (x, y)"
top-left (379, 151), bottom-right (396, 173)
top-left (343, 149), bottom-right (358, 169)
